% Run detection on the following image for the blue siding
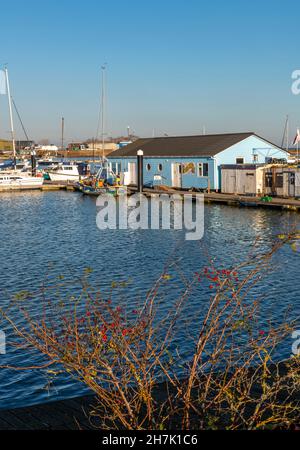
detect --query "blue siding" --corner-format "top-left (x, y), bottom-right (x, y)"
top-left (108, 135), bottom-right (288, 191)
top-left (108, 156), bottom-right (215, 189)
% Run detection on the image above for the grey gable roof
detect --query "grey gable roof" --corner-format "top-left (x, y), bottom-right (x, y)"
top-left (109, 132), bottom-right (276, 158)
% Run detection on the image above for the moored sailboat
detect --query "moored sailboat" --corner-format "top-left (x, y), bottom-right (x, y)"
top-left (0, 67), bottom-right (44, 190)
top-left (77, 160), bottom-right (126, 196)
top-left (77, 65), bottom-right (126, 197)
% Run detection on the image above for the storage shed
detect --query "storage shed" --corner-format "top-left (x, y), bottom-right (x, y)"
top-left (221, 164), bottom-right (267, 195)
top-left (263, 166), bottom-right (300, 198)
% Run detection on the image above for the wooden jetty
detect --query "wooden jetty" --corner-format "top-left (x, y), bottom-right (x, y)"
top-left (128, 187), bottom-right (300, 212)
top-left (203, 192), bottom-right (300, 211)
top-left (1, 180), bottom-right (300, 211)
top-left (0, 181), bottom-right (76, 193)
top-left (41, 181), bottom-right (76, 191)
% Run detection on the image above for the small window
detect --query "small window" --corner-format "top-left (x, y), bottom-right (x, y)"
top-left (197, 163), bottom-right (203, 177)
top-left (158, 163), bottom-right (163, 172)
top-left (146, 163), bottom-right (151, 171)
top-left (253, 154), bottom-right (258, 163)
top-left (236, 158), bottom-right (244, 164)
top-left (197, 163), bottom-right (208, 177)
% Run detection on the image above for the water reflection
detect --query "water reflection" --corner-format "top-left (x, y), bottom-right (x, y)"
top-left (0, 191), bottom-right (299, 409)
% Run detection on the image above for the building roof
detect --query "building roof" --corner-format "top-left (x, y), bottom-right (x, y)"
top-left (109, 132), bottom-right (280, 158)
top-left (220, 164), bottom-right (267, 170)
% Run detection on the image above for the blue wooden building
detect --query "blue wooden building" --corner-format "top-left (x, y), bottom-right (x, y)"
top-left (108, 133), bottom-right (288, 191)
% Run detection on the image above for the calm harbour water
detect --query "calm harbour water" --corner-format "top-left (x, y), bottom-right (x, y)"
top-left (0, 190), bottom-right (299, 409)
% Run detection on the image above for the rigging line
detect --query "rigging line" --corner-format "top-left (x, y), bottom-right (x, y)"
top-left (12, 97), bottom-right (30, 142)
top-left (95, 68), bottom-right (103, 141)
top-left (95, 64), bottom-right (107, 149)
top-left (281, 115), bottom-right (288, 149)
top-left (95, 94), bottom-right (102, 141)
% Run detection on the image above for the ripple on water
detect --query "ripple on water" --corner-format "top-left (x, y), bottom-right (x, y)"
top-left (0, 191), bottom-right (299, 409)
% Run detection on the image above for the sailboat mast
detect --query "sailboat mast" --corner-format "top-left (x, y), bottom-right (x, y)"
top-left (61, 117), bottom-right (65, 152)
top-left (286, 116), bottom-right (289, 153)
top-left (101, 65), bottom-right (106, 161)
top-left (5, 68), bottom-right (16, 168)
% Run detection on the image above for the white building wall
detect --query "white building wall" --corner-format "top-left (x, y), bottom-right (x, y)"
top-left (215, 136), bottom-right (288, 190)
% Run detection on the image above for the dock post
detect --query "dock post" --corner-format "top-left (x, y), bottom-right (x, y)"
top-left (31, 150), bottom-right (37, 177)
top-left (137, 149), bottom-right (144, 193)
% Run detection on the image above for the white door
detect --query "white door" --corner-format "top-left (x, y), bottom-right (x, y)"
top-left (171, 163), bottom-right (182, 188)
top-left (245, 173), bottom-right (255, 194)
top-left (288, 173), bottom-right (295, 197)
top-left (128, 162), bottom-right (137, 184)
top-left (229, 174), bottom-right (236, 194)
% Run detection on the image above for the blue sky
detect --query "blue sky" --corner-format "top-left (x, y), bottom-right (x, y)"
top-left (1, 0), bottom-right (300, 145)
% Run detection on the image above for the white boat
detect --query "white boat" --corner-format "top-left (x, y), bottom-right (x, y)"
top-left (0, 68), bottom-right (42, 189)
top-left (0, 171), bottom-right (44, 190)
top-left (48, 164), bottom-right (80, 181)
top-left (15, 159), bottom-right (31, 171)
top-left (37, 157), bottom-right (54, 165)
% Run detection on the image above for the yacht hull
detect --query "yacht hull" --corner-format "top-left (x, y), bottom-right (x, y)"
top-left (48, 172), bottom-right (80, 181)
top-left (0, 177), bottom-right (44, 191)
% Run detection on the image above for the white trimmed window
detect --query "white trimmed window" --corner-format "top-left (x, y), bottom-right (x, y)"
top-left (236, 157), bottom-right (244, 164)
top-left (197, 162), bottom-right (209, 177)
